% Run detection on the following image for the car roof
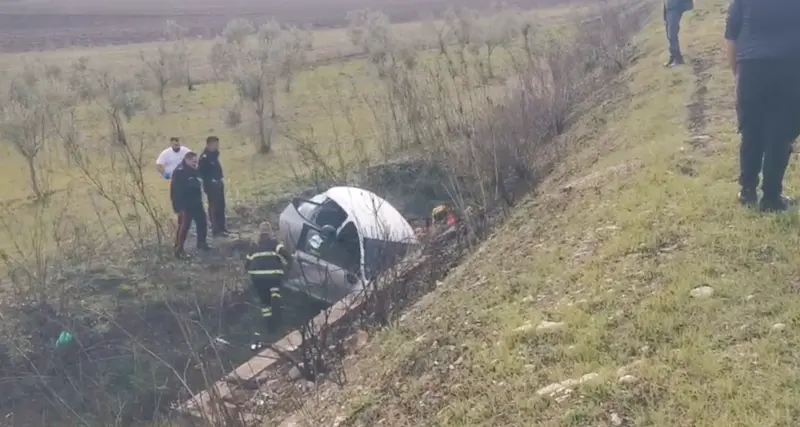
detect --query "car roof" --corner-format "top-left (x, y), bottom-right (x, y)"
top-left (324, 186), bottom-right (418, 244)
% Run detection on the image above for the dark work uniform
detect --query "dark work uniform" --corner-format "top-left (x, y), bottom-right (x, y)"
top-left (198, 149), bottom-right (227, 235)
top-left (726, 0), bottom-right (800, 211)
top-left (170, 162), bottom-right (209, 255)
top-left (245, 234), bottom-right (292, 332)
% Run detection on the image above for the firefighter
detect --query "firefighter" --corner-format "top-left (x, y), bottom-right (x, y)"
top-left (431, 204), bottom-right (459, 228)
top-left (198, 136), bottom-right (229, 236)
top-left (245, 221), bottom-right (293, 333)
top-left (171, 152), bottom-right (211, 258)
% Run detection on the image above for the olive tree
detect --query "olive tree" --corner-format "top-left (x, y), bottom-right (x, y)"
top-left (0, 64), bottom-right (73, 200)
top-left (281, 25), bottom-right (313, 93)
top-left (480, 5), bottom-right (522, 78)
top-left (137, 21), bottom-right (191, 113)
top-left (165, 20), bottom-right (193, 90)
top-left (346, 9), bottom-right (394, 77)
top-left (137, 46), bottom-right (177, 114)
top-left (443, 6), bottom-right (481, 68)
top-left (211, 19), bottom-right (295, 153)
top-left (67, 58), bottom-right (148, 147)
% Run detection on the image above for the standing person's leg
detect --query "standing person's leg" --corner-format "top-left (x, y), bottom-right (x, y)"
top-left (665, 10), bottom-right (685, 65)
top-left (174, 211), bottom-right (191, 257)
top-left (206, 188), bottom-right (219, 236)
top-left (761, 129), bottom-right (792, 210)
top-left (737, 60), bottom-right (773, 208)
top-left (761, 61), bottom-right (800, 211)
top-left (267, 276), bottom-right (283, 328)
top-left (192, 205), bottom-right (210, 249)
top-left (217, 181), bottom-right (228, 233)
top-left (251, 276), bottom-right (275, 332)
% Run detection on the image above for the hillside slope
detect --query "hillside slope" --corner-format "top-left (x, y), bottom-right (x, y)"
top-left (277, 1), bottom-right (800, 426)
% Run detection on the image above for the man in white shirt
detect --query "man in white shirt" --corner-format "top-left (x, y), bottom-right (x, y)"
top-left (156, 137), bottom-right (192, 180)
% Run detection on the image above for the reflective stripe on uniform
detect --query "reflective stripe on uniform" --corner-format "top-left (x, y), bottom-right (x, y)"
top-left (270, 287), bottom-right (281, 299)
top-left (247, 269), bottom-right (284, 276)
top-left (246, 244), bottom-right (288, 266)
top-left (261, 307), bottom-right (272, 317)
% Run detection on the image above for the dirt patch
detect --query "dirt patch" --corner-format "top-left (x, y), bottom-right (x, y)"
top-left (673, 156), bottom-right (699, 177)
top-left (687, 57), bottom-right (711, 135)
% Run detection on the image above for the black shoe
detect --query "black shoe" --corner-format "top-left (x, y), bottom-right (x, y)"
top-left (198, 243), bottom-right (212, 251)
top-left (738, 188), bottom-right (758, 206)
top-left (174, 250), bottom-right (189, 259)
top-left (759, 195), bottom-right (790, 212)
top-left (664, 57), bottom-right (674, 67)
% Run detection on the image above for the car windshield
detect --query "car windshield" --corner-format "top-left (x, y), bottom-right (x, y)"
top-left (292, 194), bottom-right (328, 223)
top-left (296, 200), bottom-right (319, 220)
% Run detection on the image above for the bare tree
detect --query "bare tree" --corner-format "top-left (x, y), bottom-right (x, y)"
top-left (68, 63), bottom-right (148, 147)
top-left (62, 59), bottom-right (171, 249)
top-left (0, 63), bottom-right (73, 200)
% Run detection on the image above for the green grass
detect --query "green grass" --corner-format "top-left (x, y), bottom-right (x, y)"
top-left (272, 1), bottom-right (800, 426)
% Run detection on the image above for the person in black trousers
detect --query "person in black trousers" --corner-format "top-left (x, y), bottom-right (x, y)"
top-left (171, 152), bottom-right (211, 258)
top-left (726, 0), bottom-right (800, 212)
top-left (198, 136), bottom-right (229, 237)
top-left (245, 221), bottom-right (292, 333)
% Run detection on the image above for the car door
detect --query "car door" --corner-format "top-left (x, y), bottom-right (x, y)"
top-left (286, 223), bottom-right (359, 304)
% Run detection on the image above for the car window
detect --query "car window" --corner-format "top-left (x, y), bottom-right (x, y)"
top-left (300, 226), bottom-right (361, 275)
top-left (292, 196), bottom-right (350, 229)
top-left (296, 201), bottom-right (319, 221)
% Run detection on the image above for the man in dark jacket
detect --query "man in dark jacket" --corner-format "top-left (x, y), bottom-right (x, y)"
top-left (198, 136), bottom-right (229, 237)
top-left (245, 221), bottom-right (293, 333)
top-left (663, 0), bottom-right (693, 66)
top-left (171, 152), bottom-right (211, 258)
top-left (726, 0), bottom-right (800, 211)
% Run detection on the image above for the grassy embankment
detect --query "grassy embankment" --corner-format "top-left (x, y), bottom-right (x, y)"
top-left (276, 1), bottom-right (800, 426)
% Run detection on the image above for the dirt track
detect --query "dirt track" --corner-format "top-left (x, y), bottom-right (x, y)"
top-left (0, 0), bottom-right (578, 53)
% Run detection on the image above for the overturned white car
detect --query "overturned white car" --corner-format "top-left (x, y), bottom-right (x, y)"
top-left (277, 186), bottom-right (420, 304)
